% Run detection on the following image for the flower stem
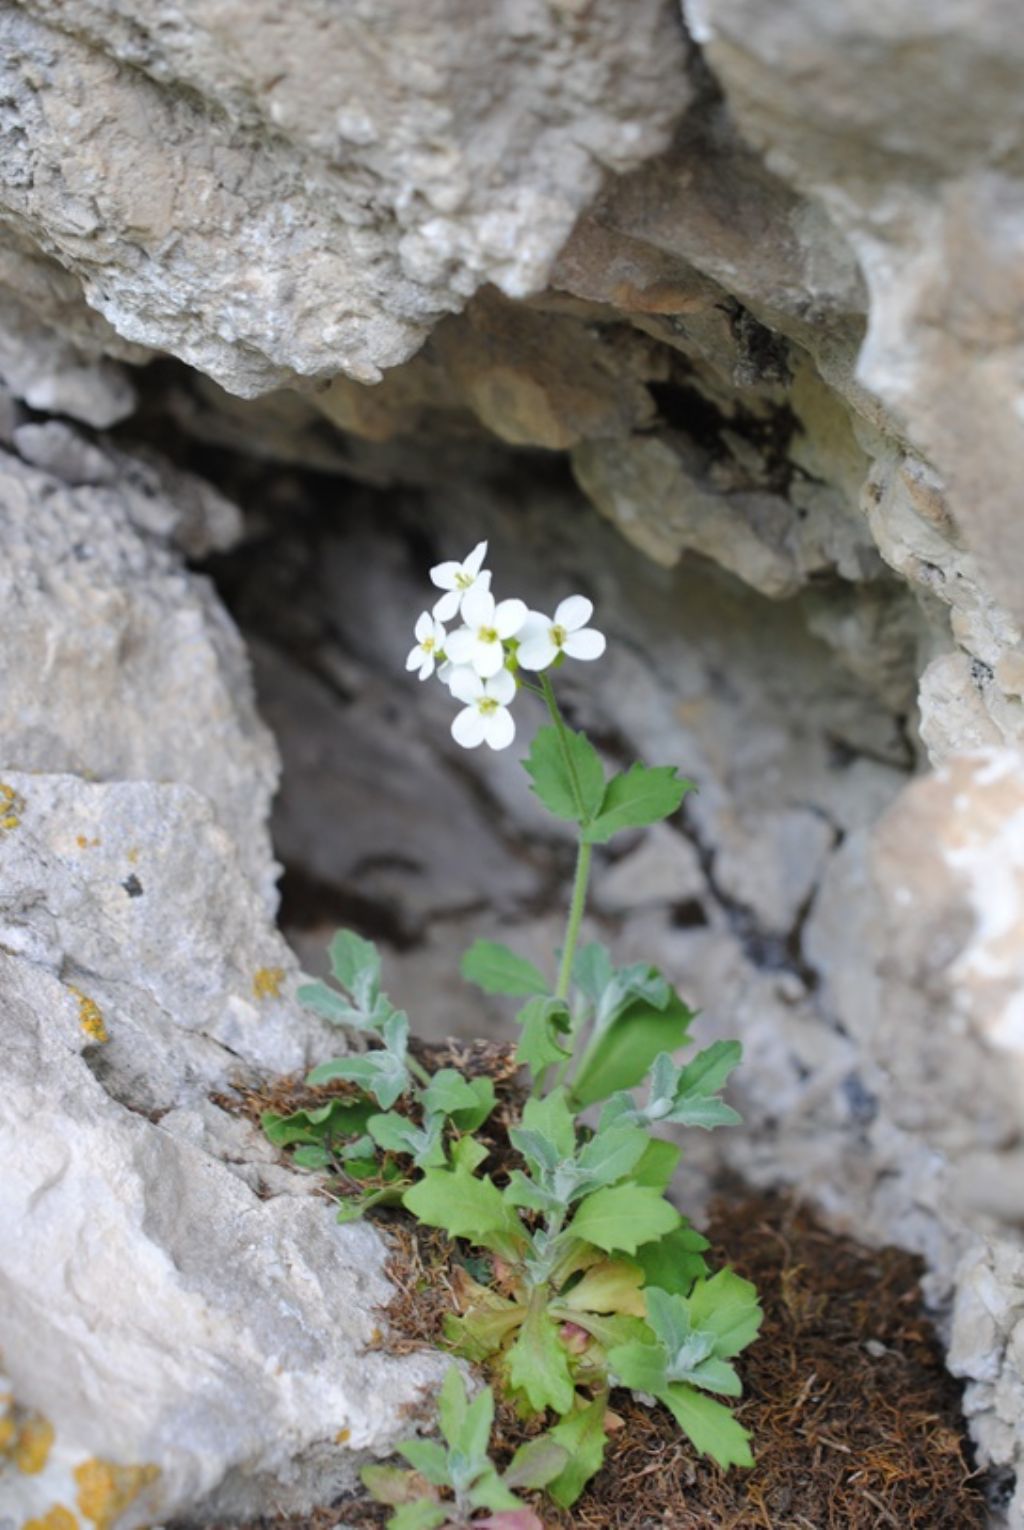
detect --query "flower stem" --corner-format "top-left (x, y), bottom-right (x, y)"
top-left (556, 838), bottom-right (591, 1003)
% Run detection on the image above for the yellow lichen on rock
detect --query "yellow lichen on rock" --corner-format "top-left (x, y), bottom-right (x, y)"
top-left (0, 780), bottom-right (24, 831)
top-left (23, 1507), bottom-right (79, 1530)
top-left (67, 986), bottom-right (109, 1045)
top-left (13, 1414), bottom-right (55, 1475)
top-left (252, 966), bottom-right (285, 1000)
top-left (74, 1458), bottom-right (159, 1529)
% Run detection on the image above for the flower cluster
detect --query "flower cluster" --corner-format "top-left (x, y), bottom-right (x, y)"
top-left (406, 540), bottom-right (606, 751)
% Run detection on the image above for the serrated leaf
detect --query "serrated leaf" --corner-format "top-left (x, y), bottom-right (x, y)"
top-left (449, 1076), bottom-right (496, 1133)
top-left (567, 1183), bottom-right (681, 1255)
top-left (502, 1434), bottom-right (570, 1491)
top-left (634, 1225), bottom-right (710, 1294)
top-left (660, 1384), bottom-right (754, 1469)
top-left (687, 1269), bottom-right (763, 1358)
top-left (661, 1041), bottom-right (744, 1129)
top-left (505, 1301), bottom-right (574, 1414)
top-left (548, 1396), bottom-right (607, 1507)
top-left (515, 996), bottom-right (571, 1077)
top-left (450, 1134), bottom-right (489, 1172)
top-left (520, 1088), bottom-right (576, 1161)
top-left (559, 1259), bottom-right (646, 1318)
top-left (261, 1097), bottom-right (373, 1148)
top-left (523, 725), bottom-right (605, 824)
top-left (403, 1167), bottom-right (526, 1260)
top-left (583, 763), bottom-right (693, 842)
top-left (395, 1439), bottom-right (450, 1487)
top-left (461, 940), bottom-right (549, 997)
top-left (308, 1050), bottom-right (410, 1110)
top-left (571, 991), bottom-right (694, 1108)
top-left (422, 1067), bottom-right (486, 1119)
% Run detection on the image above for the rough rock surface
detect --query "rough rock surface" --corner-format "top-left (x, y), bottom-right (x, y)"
top-left (0, 0), bottom-right (688, 392)
top-left (1, 0), bottom-right (1024, 1521)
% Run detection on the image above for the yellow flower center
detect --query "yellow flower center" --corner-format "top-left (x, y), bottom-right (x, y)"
top-left (456, 571), bottom-right (474, 589)
top-left (479, 625), bottom-right (499, 644)
top-left (422, 636), bottom-right (436, 653)
top-left (479, 697), bottom-right (499, 715)
top-left (551, 624), bottom-right (567, 647)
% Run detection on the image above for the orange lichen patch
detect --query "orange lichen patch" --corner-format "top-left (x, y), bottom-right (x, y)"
top-left (74, 1458), bottom-right (159, 1530)
top-left (252, 966), bottom-right (285, 1000)
top-left (0, 780), bottom-right (24, 831)
top-left (74, 835), bottom-right (100, 850)
top-left (0, 1410), bottom-right (15, 1449)
top-left (67, 986), bottom-right (109, 1045)
top-left (13, 1413), bottom-right (55, 1474)
top-left (335, 1427), bottom-right (351, 1445)
top-left (23, 1507), bottom-right (78, 1530)
top-left (126, 847), bottom-right (139, 864)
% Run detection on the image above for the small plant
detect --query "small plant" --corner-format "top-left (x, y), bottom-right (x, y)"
top-left (267, 541), bottom-right (761, 1522)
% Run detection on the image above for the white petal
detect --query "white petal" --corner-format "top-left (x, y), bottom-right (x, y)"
top-left (464, 540), bottom-right (488, 577)
top-left (517, 609), bottom-right (551, 642)
top-left (418, 655), bottom-right (435, 680)
top-left (452, 705), bottom-right (487, 748)
top-left (433, 588), bottom-right (462, 622)
top-left (437, 660), bottom-right (454, 687)
top-left (517, 634), bottom-right (558, 671)
top-left (487, 668), bottom-right (516, 705)
top-left (414, 610), bottom-right (433, 641)
top-left (555, 594), bottom-right (593, 632)
top-left (474, 638), bottom-right (504, 677)
top-left (430, 560), bottom-right (461, 591)
top-left (406, 645), bottom-right (424, 671)
top-left (462, 583), bottom-right (495, 628)
top-left (431, 618), bottom-right (447, 645)
top-left (494, 598), bottom-right (527, 638)
top-left (448, 665), bottom-right (484, 704)
top-left (444, 627), bottom-right (476, 663)
top-left (484, 706), bottom-right (515, 750)
top-left (477, 570), bottom-right (492, 593)
top-left (563, 627), bottom-right (606, 661)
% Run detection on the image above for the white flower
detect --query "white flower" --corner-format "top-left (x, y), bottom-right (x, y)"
top-left (430, 540), bottom-right (491, 622)
top-left (449, 666), bottom-right (517, 751)
top-left (444, 585), bottom-right (527, 678)
top-left (405, 611), bottom-right (447, 681)
top-left (516, 595), bottom-right (606, 671)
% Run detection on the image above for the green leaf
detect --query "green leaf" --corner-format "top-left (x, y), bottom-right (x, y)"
top-left (291, 1144), bottom-right (331, 1169)
top-left (583, 763), bottom-right (693, 843)
top-left (571, 990), bottom-right (694, 1108)
top-left (403, 1168), bottom-right (526, 1260)
top-left (634, 1225), bottom-right (710, 1294)
top-left (329, 928), bottom-right (381, 996)
top-left (523, 725), bottom-right (605, 824)
top-left (520, 1088), bottom-right (576, 1161)
top-left (662, 1041), bottom-right (743, 1129)
top-left (567, 1183), bottom-right (681, 1255)
top-left (296, 980), bottom-right (362, 1027)
top-left (465, 1466), bottom-right (523, 1514)
top-left (558, 1259), bottom-right (646, 1318)
top-left (630, 1138), bottom-right (682, 1193)
top-left (548, 1396), bottom-right (608, 1507)
top-left (368, 1111), bottom-right (419, 1155)
top-left (515, 996), bottom-right (571, 1077)
top-left (687, 1269), bottom-right (763, 1358)
top-left (395, 1439), bottom-right (450, 1487)
top-left (449, 1076), bottom-right (496, 1133)
top-left (461, 940), bottom-right (549, 997)
top-left (450, 1134), bottom-right (489, 1173)
top-left (502, 1434), bottom-right (570, 1492)
top-left (572, 942), bottom-right (615, 1004)
top-left (575, 1126), bottom-right (650, 1192)
top-left (444, 1299), bottom-right (523, 1363)
top-left (660, 1384), bottom-right (754, 1469)
top-left (606, 1338), bottom-right (667, 1394)
top-left (308, 1050), bottom-right (410, 1110)
top-left (361, 1464), bottom-right (434, 1507)
top-left (505, 1301), bottom-right (574, 1414)
top-left (261, 1097), bottom-right (373, 1148)
top-left (387, 1499), bottom-right (450, 1530)
top-left (436, 1366), bottom-right (486, 1459)
top-left (422, 1068), bottom-right (485, 1119)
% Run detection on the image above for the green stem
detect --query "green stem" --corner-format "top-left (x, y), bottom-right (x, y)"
top-left (539, 671), bottom-right (587, 824)
top-left (556, 839), bottom-right (591, 1003)
top-left (407, 1055), bottom-right (433, 1088)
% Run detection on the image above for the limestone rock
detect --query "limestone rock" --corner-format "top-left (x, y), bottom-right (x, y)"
top-left (0, 0), bottom-right (689, 393)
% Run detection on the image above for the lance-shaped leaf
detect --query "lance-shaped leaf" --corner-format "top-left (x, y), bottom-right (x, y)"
top-left (661, 1384), bottom-right (755, 1469)
top-left (548, 1396), bottom-right (608, 1507)
top-left (655, 1041), bottom-right (744, 1130)
top-left (583, 762), bottom-right (693, 842)
top-left (519, 1088), bottom-right (577, 1160)
top-left (502, 1433), bottom-right (570, 1492)
top-left (504, 1300), bottom-right (574, 1414)
top-left (460, 940), bottom-right (549, 997)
